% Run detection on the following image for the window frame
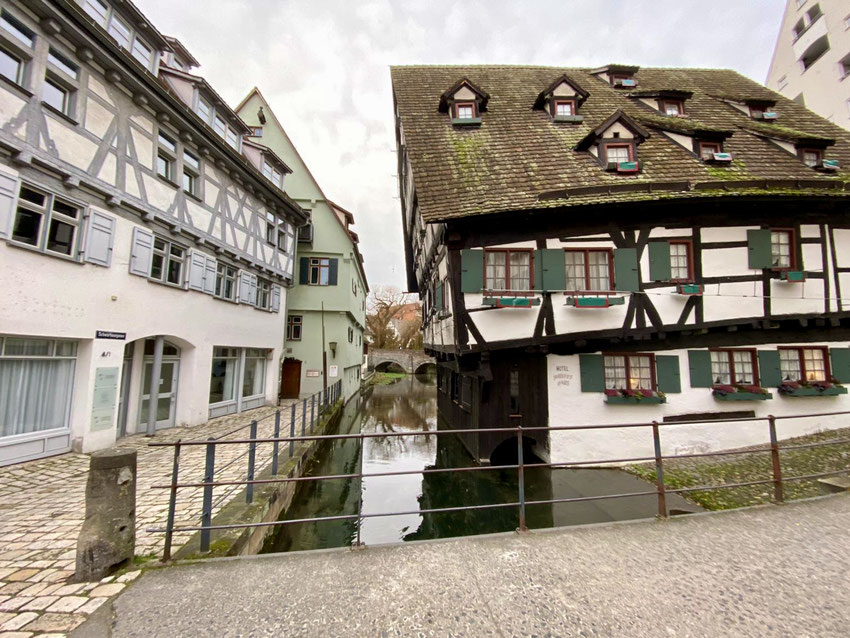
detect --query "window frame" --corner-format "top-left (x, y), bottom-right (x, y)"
top-left (668, 239), bottom-right (694, 283)
top-left (286, 315), bottom-right (303, 341)
top-left (0, 9), bottom-right (35, 92)
top-left (769, 227), bottom-right (797, 271)
top-left (799, 147), bottom-right (823, 167)
top-left (453, 101), bottom-right (477, 119)
top-left (697, 141), bottom-right (722, 161)
top-left (149, 235), bottom-right (186, 287)
top-left (214, 262), bottom-right (237, 301)
top-left (660, 99), bottom-right (684, 116)
top-left (308, 258), bottom-right (331, 286)
top-left (778, 346), bottom-right (831, 382)
top-left (602, 142), bottom-right (634, 165)
top-left (10, 183), bottom-right (83, 261)
top-left (156, 130), bottom-right (178, 184)
top-left (482, 248), bottom-right (534, 293)
top-left (602, 352), bottom-right (657, 391)
top-left (255, 276), bottom-right (272, 310)
top-left (709, 348), bottom-right (760, 386)
top-left (182, 150), bottom-right (200, 198)
top-left (610, 73), bottom-right (634, 86)
top-left (552, 98), bottom-right (576, 117)
top-left (563, 248), bottom-right (614, 292)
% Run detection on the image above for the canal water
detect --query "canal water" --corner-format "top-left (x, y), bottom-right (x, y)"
top-left (262, 375), bottom-right (697, 553)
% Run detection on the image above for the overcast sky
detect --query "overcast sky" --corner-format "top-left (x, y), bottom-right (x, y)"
top-left (140, 0), bottom-right (786, 292)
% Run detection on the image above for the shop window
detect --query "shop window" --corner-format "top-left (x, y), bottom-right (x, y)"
top-left (209, 346), bottom-right (240, 404)
top-left (242, 349), bottom-right (267, 398)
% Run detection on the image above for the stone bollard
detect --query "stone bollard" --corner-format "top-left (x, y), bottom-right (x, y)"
top-left (74, 448), bottom-right (137, 582)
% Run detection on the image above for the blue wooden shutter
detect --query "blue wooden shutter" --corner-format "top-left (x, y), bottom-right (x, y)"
top-left (461, 249), bottom-right (484, 293)
top-left (238, 270), bottom-right (254, 304)
top-left (534, 249), bottom-right (566, 291)
top-left (758, 350), bottom-right (782, 387)
top-left (655, 355), bottom-right (681, 393)
top-left (830, 348), bottom-right (850, 383)
top-left (328, 258), bottom-right (338, 285)
top-left (687, 350), bottom-right (713, 387)
top-left (747, 229), bottom-right (772, 269)
top-left (299, 257), bottom-right (309, 284)
top-left (187, 251), bottom-right (207, 291)
top-left (203, 256), bottom-right (217, 295)
top-left (129, 227), bottom-right (153, 277)
top-left (83, 210), bottom-right (115, 267)
top-left (613, 247), bottom-right (640, 292)
top-left (0, 170), bottom-right (19, 239)
top-left (579, 354), bottom-right (605, 392)
top-left (271, 284), bottom-right (281, 312)
top-left (648, 241), bottom-right (671, 282)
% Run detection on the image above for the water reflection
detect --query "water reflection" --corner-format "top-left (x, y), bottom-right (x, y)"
top-left (262, 374), bottom-right (697, 553)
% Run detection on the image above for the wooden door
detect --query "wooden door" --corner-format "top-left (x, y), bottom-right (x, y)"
top-left (280, 358), bottom-right (302, 399)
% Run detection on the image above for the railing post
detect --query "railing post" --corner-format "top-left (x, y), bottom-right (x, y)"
top-left (652, 421), bottom-right (668, 519)
top-left (302, 398), bottom-right (307, 436)
top-left (162, 440), bottom-right (181, 562)
top-left (246, 420), bottom-right (257, 504)
top-left (768, 415), bottom-right (785, 503)
top-left (200, 437), bottom-right (216, 553)
top-left (516, 420), bottom-right (528, 533)
top-left (290, 402), bottom-right (296, 457)
top-left (353, 430), bottom-right (365, 548)
top-left (272, 410), bottom-right (280, 476)
top-left (310, 394), bottom-right (315, 433)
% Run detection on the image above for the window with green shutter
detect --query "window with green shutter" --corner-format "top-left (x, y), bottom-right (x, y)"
top-left (579, 354), bottom-right (605, 392)
top-left (648, 241), bottom-right (671, 282)
top-left (829, 348), bottom-right (850, 383)
top-left (757, 350), bottom-right (782, 387)
top-left (613, 247), bottom-right (639, 292)
top-left (687, 350), bottom-right (713, 387)
top-left (533, 249), bottom-right (567, 291)
top-left (655, 355), bottom-right (681, 393)
top-left (747, 229), bottom-right (772, 269)
top-left (460, 249), bottom-right (484, 293)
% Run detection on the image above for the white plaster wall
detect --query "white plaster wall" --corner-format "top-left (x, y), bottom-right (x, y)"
top-left (601, 122), bottom-right (635, 139)
top-left (548, 344), bottom-right (850, 464)
top-left (662, 131), bottom-right (694, 152)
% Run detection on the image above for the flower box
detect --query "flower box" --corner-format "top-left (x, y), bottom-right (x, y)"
top-left (482, 296), bottom-right (541, 308)
top-left (604, 389), bottom-right (666, 404)
top-left (677, 283), bottom-right (702, 295)
top-left (780, 271), bottom-right (806, 282)
top-left (567, 296), bottom-right (625, 308)
top-left (712, 386), bottom-right (772, 401)
top-left (778, 383), bottom-right (848, 397)
top-left (451, 117), bottom-right (482, 127)
top-left (553, 115), bottom-right (584, 123)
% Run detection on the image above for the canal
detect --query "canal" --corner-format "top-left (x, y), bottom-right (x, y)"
top-left (262, 375), bottom-right (697, 553)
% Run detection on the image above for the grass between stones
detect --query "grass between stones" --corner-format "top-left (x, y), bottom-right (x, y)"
top-left (626, 427), bottom-right (850, 510)
top-left (368, 372), bottom-right (408, 386)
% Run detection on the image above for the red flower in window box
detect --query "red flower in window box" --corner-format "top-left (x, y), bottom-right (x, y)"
top-left (811, 381), bottom-right (834, 390)
top-left (712, 384), bottom-right (736, 394)
top-left (639, 389), bottom-right (655, 398)
top-left (780, 381), bottom-right (801, 390)
top-left (622, 388), bottom-right (638, 397)
top-left (737, 384), bottom-right (764, 394)
top-left (604, 389), bottom-right (620, 397)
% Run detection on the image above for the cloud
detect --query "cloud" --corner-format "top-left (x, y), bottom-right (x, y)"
top-left (138, 0), bottom-right (785, 291)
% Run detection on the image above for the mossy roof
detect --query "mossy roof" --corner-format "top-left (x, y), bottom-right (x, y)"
top-left (390, 65), bottom-right (850, 222)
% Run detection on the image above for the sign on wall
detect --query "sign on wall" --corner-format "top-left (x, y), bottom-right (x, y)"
top-left (91, 367), bottom-right (120, 432)
top-left (96, 331), bottom-right (126, 340)
top-left (329, 365), bottom-right (339, 378)
top-left (306, 370), bottom-right (321, 378)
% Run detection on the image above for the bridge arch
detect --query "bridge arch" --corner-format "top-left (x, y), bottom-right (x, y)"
top-left (414, 362), bottom-right (437, 375)
top-left (375, 361), bottom-right (406, 374)
top-left (367, 349), bottom-right (435, 375)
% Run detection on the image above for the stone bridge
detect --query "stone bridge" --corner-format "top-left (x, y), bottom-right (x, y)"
top-left (367, 349), bottom-right (435, 374)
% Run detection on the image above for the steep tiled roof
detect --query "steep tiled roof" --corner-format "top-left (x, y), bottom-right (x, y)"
top-left (391, 65), bottom-right (850, 222)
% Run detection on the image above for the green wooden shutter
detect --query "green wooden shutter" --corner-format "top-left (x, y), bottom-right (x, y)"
top-left (830, 348), bottom-right (850, 383)
top-left (435, 281), bottom-right (443, 312)
top-left (328, 258), bottom-right (338, 285)
top-left (648, 241), bottom-right (672, 282)
top-left (758, 350), bottom-right (782, 387)
top-left (461, 249), bottom-right (484, 293)
top-left (298, 257), bottom-right (309, 285)
top-left (613, 247), bottom-right (640, 292)
top-left (687, 350), bottom-right (713, 387)
top-left (656, 355), bottom-right (681, 393)
top-left (534, 249), bottom-right (566, 292)
top-left (579, 354), bottom-right (605, 392)
top-left (747, 229), bottom-right (772, 269)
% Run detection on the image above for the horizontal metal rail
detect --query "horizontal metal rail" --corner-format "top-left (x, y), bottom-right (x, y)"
top-left (148, 407), bottom-right (850, 559)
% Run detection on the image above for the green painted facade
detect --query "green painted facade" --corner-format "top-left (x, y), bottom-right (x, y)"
top-left (235, 89), bottom-right (368, 401)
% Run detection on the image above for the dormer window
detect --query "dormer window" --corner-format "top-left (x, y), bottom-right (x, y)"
top-left (605, 145), bottom-right (632, 164)
top-left (698, 142), bottom-right (721, 161)
top-left (662, 100), bottom-right (684, 116)
top-left (800, 148), bottom-right (823, 167)
top-left (455, 102), bottom-right (476, 119)
top-left (611, 74), bottom-right (637, 88)
top-left (440, 78), bottom-right (488, 127)
top-left (576, 109), bottom-right (648, 174)
top-left (554, 100), bottom-right (575, 117)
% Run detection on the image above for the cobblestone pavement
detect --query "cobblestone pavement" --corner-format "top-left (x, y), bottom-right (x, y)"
top-left (83, 494), bottom-right (850, 638)
top-left (0, 396), bottom-right (323, 636)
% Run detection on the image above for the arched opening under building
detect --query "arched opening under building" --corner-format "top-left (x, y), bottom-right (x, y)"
top-left (488, 435), bottom-right (547, 466)
top-left (375, 361), bottom-right (406, 374)
top-left (414, 362), bottom-right (437, 377)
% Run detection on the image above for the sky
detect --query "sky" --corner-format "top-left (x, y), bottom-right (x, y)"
top-left (140, 0), bottom-right (787, 292)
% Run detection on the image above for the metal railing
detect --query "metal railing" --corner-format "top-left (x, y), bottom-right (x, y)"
top-left (148, 408), bottom-right (850, 561)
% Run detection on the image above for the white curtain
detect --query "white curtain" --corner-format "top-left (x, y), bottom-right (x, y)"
top-left (242, 358), bottom-right (266, 398)
top-left (0, 359), bottom-right (75, 437)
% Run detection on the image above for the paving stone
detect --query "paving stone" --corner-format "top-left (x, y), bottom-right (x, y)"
top-left (0, 585), bottom-right (28, 596)
top-left (0, 611), bottom-right (37, 631)
top-left (51, 584), bottom-right (85, 597)
top-left (0, 632), bottom-right (34, 637)
top-left (0, 614), bottom-right (13, 626)
top-left (16, 584), bottom-right (48, 598)
top-left (0, 598), bottom-right (27, 612)
top-left (20, 612), bottom-right (84, 632)
top-left (45, 597), bottom-right (87, 613)
top-left (89, 583), bottom-right (124, 598)
top-left (116, 571), bottom-right (140, 583)
top-left (76, 597), bottom-right (107, 615)
top-left (19, 596), bottom-right (59, 611)
top-left (4, 572), bottom-right (36, 584)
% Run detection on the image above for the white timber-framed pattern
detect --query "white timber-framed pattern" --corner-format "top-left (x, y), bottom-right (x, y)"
top-left (392, 64), bottom-right (850, 465)
top-left (0, 0), bottom-right (308, 465)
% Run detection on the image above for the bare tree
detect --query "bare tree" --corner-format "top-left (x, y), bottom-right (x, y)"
top-left (366, 286), bottom-right (422, 350)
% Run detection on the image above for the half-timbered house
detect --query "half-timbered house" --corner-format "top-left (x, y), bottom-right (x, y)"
top-left (391, 64), bottom-right (850, 465)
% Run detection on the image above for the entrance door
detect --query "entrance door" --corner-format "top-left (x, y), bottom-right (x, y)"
top-left (280, 359), bottom-right (302, 400)
top-left (139, 359), bottom-right (179, 430)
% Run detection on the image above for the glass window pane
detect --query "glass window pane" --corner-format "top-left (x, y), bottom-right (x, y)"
top-left (43, 79), bottom-right (68, 114)
top-left (184, 151), bottom-right (199, 170)
top-left (1, 11), bottom-right (35, 47)
top-left (12, 208), bottom-right (41, 246)
top-left (226, 129), bottom-right (238, 149)
top-left (48, 49), bottom-right (78, 79)
top-left (607, 146), bottom-right (630, 163)
top-left (508, 251), bottom-right (530, 291)
top-left (603, 355), bottom-right (626, 389)
top-left (732, 351), bottom-right (755, 384)
top-left (588, 251), bottom-right (610, 290)
top-left (19, 187), bottom-right (45, 206)
top-left (158, 133), bottom-right (176, 153)
top-left (710, 351), bottom-right (731, 385)
top-left (0, 48), bottom-right (22, 84)
top-left (46, 218), bottom-right (75, 255)
top-left (564, 251), bottom-right (587, 290)
top-left (131, 37), bottom-right (151, 67)
top-left (214, 116), bottom-right (226, 137)
top-left (771, 231), bottom-right (792, 268)
top-left (242, 357), bottom-right (266, 397)
top-left (198, 98), bottom-right (211, 122)
top-left (83, 0), bottom-right (109, 26)
top-left (0, 358), bottom-right (75, 436)
top-left (108, 15), bottom-right (131, 48)
top-left (166, 258), bottom-right (182, 285)
top-left (150, 253), bottom-right (164, 280)
top-left (779, 349), bottom-right (801, 381)
top-left (628, 355), bottom-right (653, 390)
top-left (485, 251), bottom-right (506, 290)
top-left (209, 356), bottom-right (239, 403)
top-left (802, 348), bottom-right (826, 381)
top-left (4, 338), bottom-right (52, 356)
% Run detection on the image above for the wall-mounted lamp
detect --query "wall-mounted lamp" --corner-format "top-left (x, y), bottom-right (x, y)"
top-left (328, 342), bottom-right (337, 357)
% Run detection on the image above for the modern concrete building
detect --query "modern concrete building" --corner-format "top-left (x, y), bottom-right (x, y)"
top-left (0, 0), bottom-right (307, 465)
top-left (235, 88), bottom-right (368, 403)
top-left (392, 63), bottom-right (850, 465)
top-left (766, 0), bottom-right (850, 130)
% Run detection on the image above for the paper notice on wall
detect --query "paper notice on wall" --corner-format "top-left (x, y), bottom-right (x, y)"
top-left (306, 370), bottom-right (321, 377)
top-left (91, 366), bottom-right (119, 432)
top-left (329, 365), bottom-right (339, 378)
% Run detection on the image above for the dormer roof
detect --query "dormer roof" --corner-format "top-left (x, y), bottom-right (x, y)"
top-left (575, 110), bottom-right (651, 151)
top-left (163, 36), bottom-right (200, 69)
top-left (438, 78), bottom-right (490, 113)
top-left (533, 74), bottom-right (589, 109)
top-left (742, 122), bottom-right (835, 148)
top-left (628, 89), bottom-right (693, 101)
top-left (638, 114), bottom-right (733, 140)
top-left (159, 66), bottom-right (251, 134)
top-left (242, 139), bottom-right (293, 174)
top-left (591, 64), bottom-right (640, 76)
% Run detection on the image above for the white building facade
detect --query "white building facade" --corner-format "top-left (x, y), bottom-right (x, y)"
top-left (766, 0), bottom-right (850, 130)
top-left (0, 0), bottom-right (306, 465)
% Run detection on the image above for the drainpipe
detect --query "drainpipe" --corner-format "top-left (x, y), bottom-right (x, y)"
top-left (236, 347), bottom-right (247, 413)
top-left (146, 335), bottom-right (164, 436)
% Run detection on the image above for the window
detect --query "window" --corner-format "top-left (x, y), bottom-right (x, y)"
top-left (484, 249), bottom-right (532, 291)
top-left (197, 97), bottom-right (211, 123)
top-left (669, 241), bottom-right (693, 282)
top-left (603, 354), bottom-right (655, 390)
top-left (348, 326), bottom-right (354, 343)
top-left (256, 277), bottom-right (271, 309)
top-left (455, 102), bottom-right (475, 119)
top-left (779, 346), bottom-right (829, 382)
top-left (554, 100), bottom-right (574, 116)
top-left (710, 349), bottom-right (758, 385)
top-left (157, 132), bottom-right (176, 181)
top-left (287, 315), bottom-right (303, 341)
top-left (309, 258), bottom-right (331, 285)
top-left (157, 153), bottom-right (173, 181)
top-left (262, 160), bottom-right (273, 180)
top-left (107, 14), bottom-right (130, 48)
top-left (605, 144), bottom-right (632, 164)
top-left (777, 75), bottom-right (788, 91)
top-left (43, 78), bottom-right (72, 116)
top-left (182, 151), bottom-right (199, 196)
top-left (698, 142), bottom-right (721, 161)
top-left (215, 263), bottom-right (237, 300)
top-left (770, 229), bottom-right (795, 269)
top-left (83, 0), bottom-right (109, 26)
top-left (47, 49), bottom-right (79, 79)
top-left (272, 168), bottom-right (282, 188)
top-left (749, 106), bottom-right (765, 119)
top-left (242, 348), bottom-right (267, 398)
top-left (1, 10), bottom-right (35, 47)
top-left (564, 249), bottom-right (612, 291)
top-left (150, 236), bottom-right (185, 285)
top-left (213, 115), bottom-right (226, 137)
top-left (225, 128), bottom-right (239, 150)
top-left (131, 36), bottom-right (151, 68)
top-left (209, 347), bottom-right (240, 404)
top-left (265, 213), bottom-right (276, 245)
top-left (800, 148), bottom-right (822, 167)
top-left (249, 126), bottom-right (263, 136)
top-left (11, 184), bottom-right (80, 258)
top-left (0, 48), bottom-right (23, 85)
top-left (845, 13), bottom-right (850, 29)
top-left (662, 100), bottom-right (683, 116)
top-left (0, 336), bottom-right (77, 440)
top-left (278, 223), bottom-right (293, 253)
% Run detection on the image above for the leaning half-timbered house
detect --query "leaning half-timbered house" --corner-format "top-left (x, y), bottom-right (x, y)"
top-left (0, 0), bottom-right (307, 465)
top-left (391, 64), bottom-right (850, 465)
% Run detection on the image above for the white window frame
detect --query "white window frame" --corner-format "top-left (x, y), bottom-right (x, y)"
top-left (10, 184), bottom-right (83, 261)
top-left (215, 262), bottom-right (237, 301)
top-left (256, 277), bottom-right (272, 310)
top-left (149, 235), bottom-right (186, 286)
